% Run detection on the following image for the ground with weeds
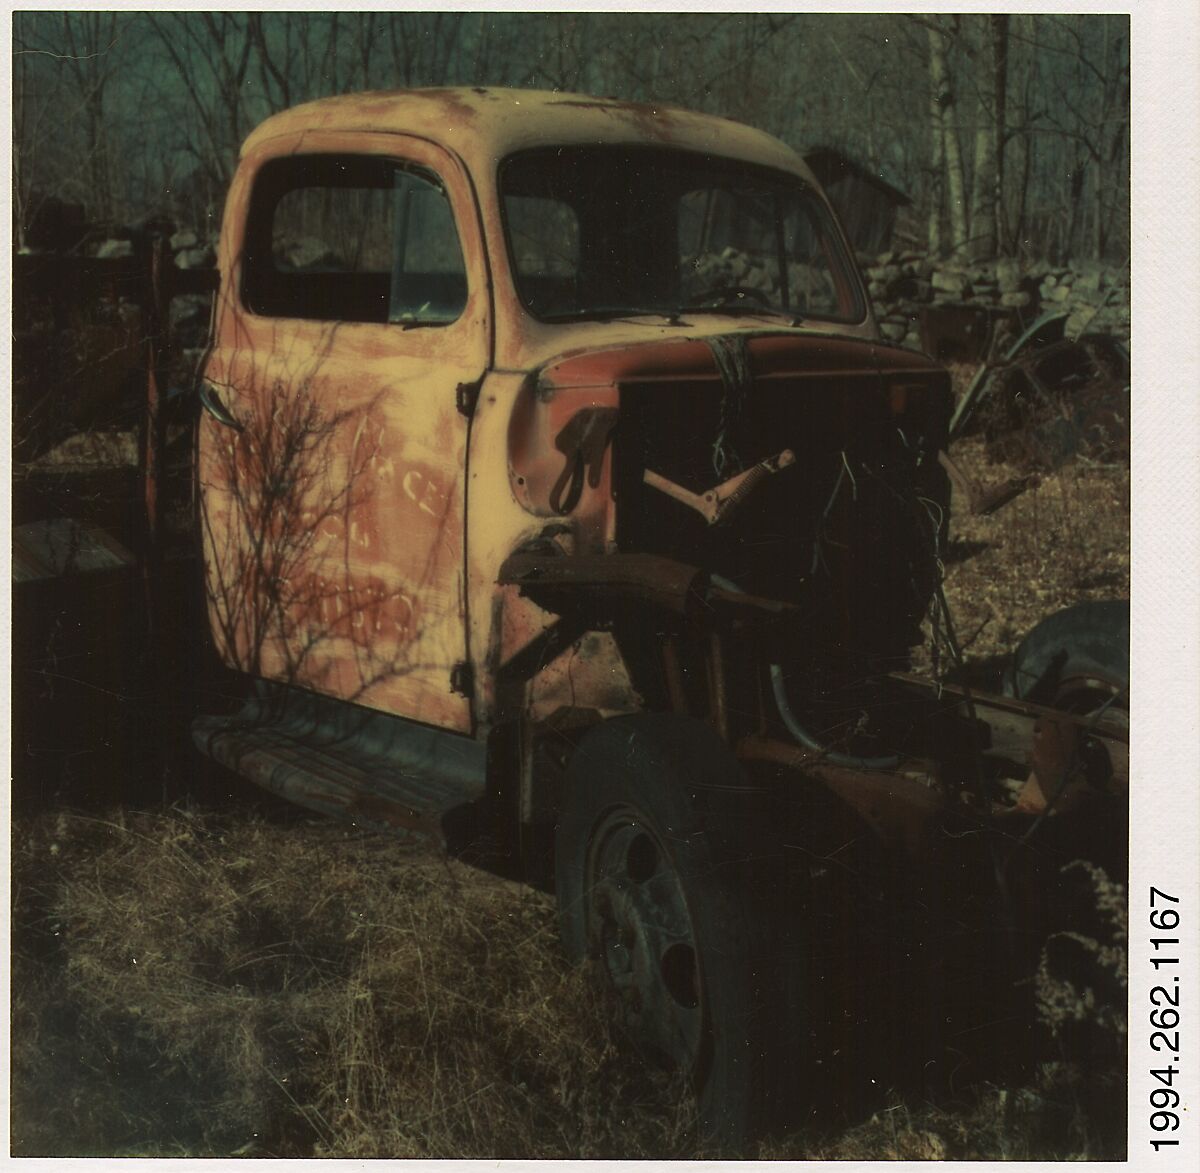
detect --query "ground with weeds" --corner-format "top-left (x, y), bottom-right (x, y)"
top-left (10, 427), bottom-right (1129, 1159)
top-left (11, 804), bottom-right (1126, 1160)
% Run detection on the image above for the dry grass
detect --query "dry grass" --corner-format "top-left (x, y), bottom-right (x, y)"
top-left (770, 1061), bottom-right (1123, 1161)
top-left (1036, 862), bottom-right (1128, 1056)
top-left (923, 435), bottom-right (1129, 678)
top-left (10, 808), bottom-right (699, 1158)
top-left (10, 804), bottom-right (1128, 1159)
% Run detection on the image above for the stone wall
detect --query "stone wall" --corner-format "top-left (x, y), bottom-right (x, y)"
top-left (865, 252), bottom-right (1132, 352)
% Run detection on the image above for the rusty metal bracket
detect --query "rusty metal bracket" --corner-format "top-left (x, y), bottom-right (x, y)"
top-left (643, 448), bottom-right (796, 526)
top-left (499, 551), bottom-right (709, 618)
top-left (737, 734), bottom-right (943, 858)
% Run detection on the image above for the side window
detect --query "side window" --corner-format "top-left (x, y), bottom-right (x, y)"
top-left (242, 155), bottom-right (468, 325)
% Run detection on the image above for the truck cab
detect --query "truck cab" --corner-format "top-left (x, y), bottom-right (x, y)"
top-left (193, 88), bottom-right (1125, 1147)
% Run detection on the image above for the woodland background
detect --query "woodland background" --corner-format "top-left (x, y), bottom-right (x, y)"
top-left (14, 11), bottom-right (1129, 265)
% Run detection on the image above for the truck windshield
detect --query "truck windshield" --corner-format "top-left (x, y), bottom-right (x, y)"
top-left (500, 145), bottom-right (863, 324)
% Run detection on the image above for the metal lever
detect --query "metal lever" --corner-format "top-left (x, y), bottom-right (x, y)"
top-left (644, 448), bottom-right (796, 526)
top-left (198, 381), bottom-right (243, 432)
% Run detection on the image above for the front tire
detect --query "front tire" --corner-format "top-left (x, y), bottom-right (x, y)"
top-left (555, 714), bottom-right (807, 1151)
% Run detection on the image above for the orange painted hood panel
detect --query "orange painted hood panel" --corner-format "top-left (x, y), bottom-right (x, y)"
top-left (537, 331), bottom-right (949, 393)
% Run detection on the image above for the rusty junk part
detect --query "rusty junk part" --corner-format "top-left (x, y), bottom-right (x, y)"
top-left (499, 551), bottom-right (710, 619)
top-left (737, 734), bottom-right (942, 857)
top-left (643, 448), bottom-right (796, 526)
top-left (936, 448), bottom-right (1038, 516)
top-left (977, 337), bottom-right (1130, 469)
top-left (948, 310), bottom-right (1070, 439)
top-left (947, 309), bottom-right (1130, 469)
top-left (919, 302), bottom-right (1017, 365)
top-left (188, 87), bottom-right (1129, 1148)
top-left (888, 672), bottom-right (1128, 796)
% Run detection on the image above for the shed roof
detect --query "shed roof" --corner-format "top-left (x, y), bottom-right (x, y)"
top-left (242, 87), bottom-right (816, 185)
top-left (803, 146), bottom-right (910, 207)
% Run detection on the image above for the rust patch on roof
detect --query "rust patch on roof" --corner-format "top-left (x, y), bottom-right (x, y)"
top-left (241, 87), bottom-right (812, 186)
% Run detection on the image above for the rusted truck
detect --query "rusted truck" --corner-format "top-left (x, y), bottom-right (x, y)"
top-left (193, 88), bottom-right (1128, 1145)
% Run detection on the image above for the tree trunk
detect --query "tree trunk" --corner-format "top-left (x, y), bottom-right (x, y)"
top-left (926, 37), bottom-right (944, 254)
top-left (991, 15), bottom-right (1010, 254)
top-left (970, 123), bottom-right (996, 261)
top-left (928, 22), bottom-right (967, 257)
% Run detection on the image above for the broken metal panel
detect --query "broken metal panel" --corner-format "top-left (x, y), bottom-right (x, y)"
top-left (889, 672), bottom-right (1128, 794)
top-left (737, 734), bottom-right (943, 858)
top-left (524, 630), bottom-right (641, 725)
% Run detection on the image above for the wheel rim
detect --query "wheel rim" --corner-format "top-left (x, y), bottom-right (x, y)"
top-left (1054, 677), bottom-right (1129, 729)
top-left (585, 809), bottom-right (704, 1072)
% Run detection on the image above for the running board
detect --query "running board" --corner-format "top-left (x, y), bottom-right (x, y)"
top-left (193, 685), bottom-right (488, 844)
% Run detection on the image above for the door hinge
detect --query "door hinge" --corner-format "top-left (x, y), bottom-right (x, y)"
top-left (456, 375), bottom-right (483, 417)
top-left (450, 661), bottom-right (475, 697)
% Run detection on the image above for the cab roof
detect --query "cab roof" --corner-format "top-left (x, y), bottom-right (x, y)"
top-left (241, 86), bottom-right (815, 184)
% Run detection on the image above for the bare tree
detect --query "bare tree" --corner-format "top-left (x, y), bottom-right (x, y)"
top-left (59, 13), bottom-right (120, 221)
top-left (925, 16), bottom-right (968, 258)
top-left (1043, 16), bottom-right (1129, 259)
top-left (12, 12), bottom-right (126, 225)
top-left (12, 12), bottom-right (1129, 263)
top-left (200, 346), bottom-right (419, 702)
top-left (147, 13), bottom-right (255, 195)
top-left (991, 15), bottom-right (1011, 255)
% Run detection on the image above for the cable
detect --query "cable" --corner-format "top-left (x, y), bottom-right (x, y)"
top-left (769, 664), bottom-right (900, 771)
top-left (709, 573), bottom-right (900, 770)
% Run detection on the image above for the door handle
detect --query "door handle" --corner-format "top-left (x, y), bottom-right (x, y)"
top-left (198, 381), bottom-right (243, 432)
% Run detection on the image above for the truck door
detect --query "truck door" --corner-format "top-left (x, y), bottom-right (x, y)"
top-left (199, 132), bottom-right (489, 733)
